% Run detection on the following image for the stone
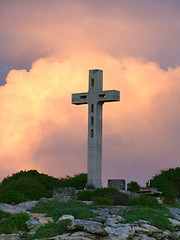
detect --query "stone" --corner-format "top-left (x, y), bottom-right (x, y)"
top-left (72, 69), bottom-right (120, 189)
top-left (109, 206), bottom-right (132, 216)
top-left (132, 226), bottom-right (150, 234)
top-left (140, 224), bottom-right (162, 233)
top-left (68, 219), bottom-right (108, 236)
top-left (104, 215), bottom-right (125, 226)
top-left (133, 234), bottom-right (156, 240)
top-left (169, 207), bottom-right (180, 220)
top-left (31, 213), bottom-right (53, 225)
top-left (57, 214), bottom-right (74, 222)
top-left (26, 218), bottom-right (39, 230)
top-left (168, 218), bottom-right (180, 230)
top-left (0, 233), bottom-right (19, 240)
top-left (53, 187), bottom-right (77, 201)
top-left (108, 179), bottom-right (126, 191)
top-left (93, 215), bottom-right (107, 223)
top-left (0, 201), bottom-right (37, 214)
top-left (105, 224), bottom-right (132, 239)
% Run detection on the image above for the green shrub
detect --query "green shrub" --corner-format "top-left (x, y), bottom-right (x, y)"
top-left (0, 190), bottom-right (27, 204)
top-left (58, 173), bottom-right (87, 190)
top-left (149, 167), bottom-right (180, 201)
top-left (108, 192), bottom-right (132, 206)
top-left (127, 181), bottom-right (140, 192)
top-left (122, 206), bottom-right (174, 231)
top-left (93, 197), bottom-right (114, 206)
top-left (0, 170), bottom-right (87, 203)
top-left (3, 212), bottom-right (30, 233)
top-left (93, 188), bottom-right (119, 198)
top-left (27, 219), bottom-right (71, 240)
top-left (130, 195), bottom-right (164, 209)
top-left (77, 190), bottom-right (94, 201)
top-left (30, 199), bottom-right (96, 221)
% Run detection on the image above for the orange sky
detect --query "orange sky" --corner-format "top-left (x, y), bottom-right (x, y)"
top-left (0, 0), bottom-right (180, 186)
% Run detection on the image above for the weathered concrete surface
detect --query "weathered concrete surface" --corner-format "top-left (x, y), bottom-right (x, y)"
top-left (72, 69), bottom-right (120, 189)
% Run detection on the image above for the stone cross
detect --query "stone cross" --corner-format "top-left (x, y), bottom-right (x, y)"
top-left (72, 69), bottom-right (120, 189)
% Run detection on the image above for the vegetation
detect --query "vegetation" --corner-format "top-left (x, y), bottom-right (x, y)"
top-left (0, 211), bottom-right (30, 234)
top-left (0, 170), bottom-right (87, 204)
top-left (127, 181), bottom-right (141, 192)
top-left (130, 195), bottom-right (164, 209)
top-left (122, 206), bottom-right (174, 231)
top-left (93, 197), bottom-right (114, 206)
top-left (30, 199), bottom-right (96, 221)
top-left (77, 187), bottom-right (132, 206)
top-left (27, 219), bottom-right (71, 240)
top-left (149, 167), bottom-right (180, 203)
top-left (108, 191), bottom-right (132, 205)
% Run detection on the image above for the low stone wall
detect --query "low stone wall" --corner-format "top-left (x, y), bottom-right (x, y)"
top-left (108, 179), bottom-right (126, 191)
top-left (53, 187), bottom-right (77, 201)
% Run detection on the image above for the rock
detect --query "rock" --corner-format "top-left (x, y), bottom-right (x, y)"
top-left (140, 224), bottom-right (162, 233)
top-left (0, 201), bottom-right (37, 214)
top-left (0, 233), bottom-right (20, 240)
top-left (57, 214), bottom-right (74, 222)
top-left (133, 226), bottom-right (150, 234)
top-left (93, 215), bottom-right (107, 223)
top-left (48, 231), bottom-right (104, 239)
top-left (104, 215), bottom-right (125, 226)
top-left (169, 208), bottom-right (180, 220)
top-left (68, 219), bottom-right (108, 236)
top-left (31, 213), bottom-right (53, 225)
top-left (109, 206), bottom-right (132, 216)
top-left (132, 234), bottom-right (156, 240)
top-left (105, 224), bottom-right (132, 239)
top-left (168, 218), bottom-right (180, 230)
top-left (136, 220), bottom-right (150, 225)
top-left (26, 218), bottom-right (39, 230)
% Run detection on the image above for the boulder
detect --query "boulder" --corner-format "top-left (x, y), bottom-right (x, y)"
top-left (57, 214), bottom-right (74, 222)
top-left (68, 219), bottom-right (108, 236)
top-left (105, 224), bottom-right (132, 239)
top-left (26, 218), bottom-right (39, 230)
top-left (104, 215), bottom-right (125, 226)
top-left (168, 218), bottom-right (180, 230)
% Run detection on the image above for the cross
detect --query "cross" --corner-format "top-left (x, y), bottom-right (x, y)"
top-left (72, 69), bottom-right (120, 189)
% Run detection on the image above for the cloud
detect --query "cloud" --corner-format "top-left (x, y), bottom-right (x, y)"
top-left (0, 54), bottom-right (180, 185)
top-left (0, 0), bottom-right (180, 72)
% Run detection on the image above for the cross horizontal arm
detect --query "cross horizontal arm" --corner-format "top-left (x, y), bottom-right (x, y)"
top-left (72, 92), bottom-right (88, 105)
top-left (98, 90), bottom-right (120, 103)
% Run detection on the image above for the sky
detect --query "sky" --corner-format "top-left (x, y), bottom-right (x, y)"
top-left (0, 0), bottom-right (180, 187)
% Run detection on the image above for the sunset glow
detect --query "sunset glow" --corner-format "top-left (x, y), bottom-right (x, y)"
top-left (0, 0), bottom-right (180, 186)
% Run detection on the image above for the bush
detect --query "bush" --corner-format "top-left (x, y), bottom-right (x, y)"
top-left (0, 170), bottom-right (87, 203)
top-left (130, 195), bottom-right (164, 209)
top-left (93, 188), bottom-right (119, 198)
top-left (93, 197), bottom-right (114, 206)
top-left (108, 192), bottom-right (132, 206)
top-left (0, 190), bottom-right (27, 204)
top-left (27, 219), bottom-right (71, 240)
top-left (122, 206), bottom-right (174, 231)
top-left (58, 173), bottom-right (87, 190)
top-left (1, 212), bottom-right (30, 234)
top-left (30, 199), bottom-right (96, 221)
top-left (127, 181), bottom-right (140, 192)
top-left (77, 190), bottom-right (94, 201)
top-left (149, 167), bottom-right (180, 201)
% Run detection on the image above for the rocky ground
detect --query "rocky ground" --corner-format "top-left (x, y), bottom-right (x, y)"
top-left (0, 200), bottom-right (180, 240)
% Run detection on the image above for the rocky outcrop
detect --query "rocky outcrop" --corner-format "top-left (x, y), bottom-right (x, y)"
top-left (0, 201), bottom-right (180, 240)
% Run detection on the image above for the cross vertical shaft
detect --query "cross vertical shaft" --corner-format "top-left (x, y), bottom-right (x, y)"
top-left (72, 69), bottom-right (120, 189)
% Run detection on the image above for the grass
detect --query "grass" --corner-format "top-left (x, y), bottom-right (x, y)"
top-left (27, 219), bottom-right (71, 240)
top-left (0, 211), bottom-right (30, 234)
top-left (122, 206), bottom-right (174, 231)
top-left (30, 199), bottom-right (96, 221)
top-left (93, 197), bottom-right (114, 206)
